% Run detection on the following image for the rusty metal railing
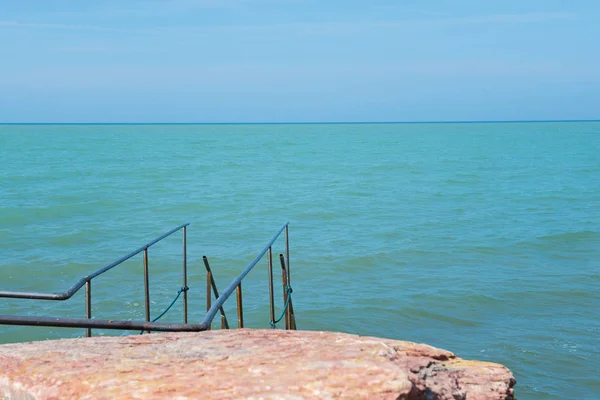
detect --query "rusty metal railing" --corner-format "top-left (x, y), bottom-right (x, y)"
top-left (0, 222), bottom-right (296, 337)
top-left (201, 222), bottom-right (296, 330)
top-left (0, 223), bottom-right (190, 337)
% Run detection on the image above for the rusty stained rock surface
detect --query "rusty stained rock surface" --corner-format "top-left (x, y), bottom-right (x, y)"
top-left (0, 329), bottom-right (516, 400)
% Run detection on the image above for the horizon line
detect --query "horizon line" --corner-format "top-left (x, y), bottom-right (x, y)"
top-left (1, 119), bottom-right (599, 125)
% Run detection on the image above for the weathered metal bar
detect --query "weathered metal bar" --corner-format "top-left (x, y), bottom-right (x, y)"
top-left (85, 280), bottom-right (92, 337)
top-left (279, 254), bottom-right (290, 330)
top-left (284, 226), bottom-right (296, 330)
top-left (0, 315), bottom-right (208, 332)
top-left (280, 253), bottom-right (297, 330)
top-left (202, 256), bottom-right (229, 329)
top-left (289, 301), bottom-right (297, 330)
top-left (200, 223), bottom-right (288, 327)
top-left (206, 268), bottom-right (212, 330)
top-left (267, 246), bottom-right (275, 326)
top-left (0, 278), bottom-right (87, 300)
top-left (285, 224), bottom-right (290, 284)
top-left (143, 248), bottom-right (150, 333)
top-left (183, 225), bottom-right (188, 324)
top-left (0, 223), bottom-right (190, 301)
top-left (289, 293), bottom-right (297, 330)
top-left (236, 283), bottom-right (244, 328)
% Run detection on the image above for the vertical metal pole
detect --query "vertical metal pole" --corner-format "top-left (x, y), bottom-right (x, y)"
top-left (143, 248), bottom-right (150, 333)
top-left (284, 224), bottom-right (290, 284)
top-left (285, 224), bottom-right (296, 330)
top-left (206, 268), bottom-right (212, 330)
top-left (236, 283), bottom-right (244, 328)
top-left (85, 280), bottom-right (92, 337)
top-left (183, 225), bottom-right (188, 324)
top-left (279, 254), bottom-right (290, 330)
top-left (267, 246), bottom-right (275, 326)
top-left (203, 256), bottom-right (230, 329)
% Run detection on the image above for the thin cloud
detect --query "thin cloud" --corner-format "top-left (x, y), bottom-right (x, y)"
top-left (0, 12), bottom-right (577, 38)
top-left (454, 12), bottom-right (575, 24)
top-left (154, 12), bottom-right (578, 35)
top-left (56, 46), bottom-right (157, 54)
top-left (0, 20), bottom-right (165, 35)
top-left (34, 0), bottom-right (249, 19)
top-left (186, 12), bottom-right (577, 36)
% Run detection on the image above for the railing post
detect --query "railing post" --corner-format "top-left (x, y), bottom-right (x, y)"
top-left (143, 248), bottom-right (150, 333)
top-left (85, 280), bottom-right (92, 337)
top-left (280, 253), bottom-right (297, 330)
top-left (203, 256), bottom-right (230, 329)
top-left (285, 224), bottom-right (290, 284)
top-left (279, 254), bottom-right (290, 330)
top-left (285, 225), bottom-right (296, 330)
top-left (236, 283), bottom-right (244, 328)
top-left (183, 225), bottom-right (188, 324)
top-left (267, 246), bottom-right (275, 326)
top-left (206, 266), bottom-right (212, 330)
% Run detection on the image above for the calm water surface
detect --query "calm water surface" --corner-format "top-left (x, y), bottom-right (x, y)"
top-left (1, 122), bottom-right (599, 399)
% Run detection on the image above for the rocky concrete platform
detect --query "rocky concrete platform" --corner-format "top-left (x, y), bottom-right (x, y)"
top-left (0, 329), bottom-right (516, 399)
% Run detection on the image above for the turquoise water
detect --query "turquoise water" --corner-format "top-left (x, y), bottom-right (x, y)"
top-left (1, 122), bottom-right (599, 398)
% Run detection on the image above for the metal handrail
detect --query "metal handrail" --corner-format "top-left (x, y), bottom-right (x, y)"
top-left (0, 222), bottom-right (296, 336)
top-left (201, 222), bottom-right (289, 328)
top-left (0, 223), bottom-right (189, 300)
top-left (0, 223), bottom-right (190, 337)
top-left (0, 315), bottom-right (204, 332)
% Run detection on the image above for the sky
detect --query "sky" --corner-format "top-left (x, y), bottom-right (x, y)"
top-left (1, 0), bottom-right (599, 123)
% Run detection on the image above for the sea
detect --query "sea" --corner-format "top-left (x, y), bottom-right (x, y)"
top-left (0, 122), bottom-right (599, 399)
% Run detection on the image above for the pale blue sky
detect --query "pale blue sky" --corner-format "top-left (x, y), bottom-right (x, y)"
top-left (1, 0), bottom-right (599, 122)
